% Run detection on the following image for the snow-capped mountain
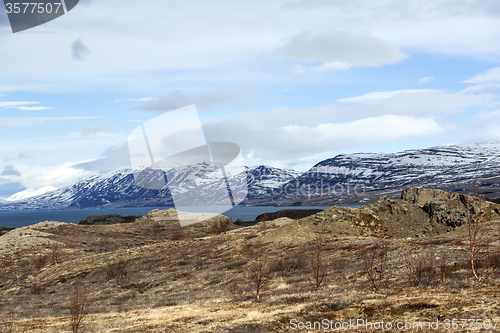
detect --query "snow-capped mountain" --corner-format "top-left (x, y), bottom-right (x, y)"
top-left (271, 141), bottom-right (500, 202)
top-left (2, 141), bottom-right (500, 210)
top-left (6, 186), bottom-right (58, 202)
top-left (0, 165), bottom-right (301, 210)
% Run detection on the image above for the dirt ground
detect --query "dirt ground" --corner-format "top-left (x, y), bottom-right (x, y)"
top-left (1, 190), bottom-right (500, 332)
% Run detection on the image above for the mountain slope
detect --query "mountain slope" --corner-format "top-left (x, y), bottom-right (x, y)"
top-left (2, 141), bottom-right (500, 210)
top-left (268, 141), bottom-right (500, 205)
top-left (0, 165), bottom-right (301, 211)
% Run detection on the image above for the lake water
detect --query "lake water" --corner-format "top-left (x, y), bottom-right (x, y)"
top-left (0, 205), bottom-right (334, 228)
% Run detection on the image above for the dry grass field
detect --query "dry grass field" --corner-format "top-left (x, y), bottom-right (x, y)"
top-left (1, 189), bottom-right (500, 332)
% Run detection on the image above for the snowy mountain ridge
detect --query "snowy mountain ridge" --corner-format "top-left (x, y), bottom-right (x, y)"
top-left (1, 141), bottom-right (500, 210)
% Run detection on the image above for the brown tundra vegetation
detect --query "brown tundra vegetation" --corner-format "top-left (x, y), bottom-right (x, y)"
top-left (1, 188), bottom-right (500, 332)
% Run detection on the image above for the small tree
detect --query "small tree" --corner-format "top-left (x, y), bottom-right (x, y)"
top-left (311, 235), bottom-right (328, 290)
top-left (466, 199), bottom-right (481, 279)
top-left (68, 282), bottom-right (89, 333)
top-left (248, 241), bottom-right (274, 299)
top-left (464, 194), bottom-right (499, 279)
top-left (438, 255), bottom-right (450, 282)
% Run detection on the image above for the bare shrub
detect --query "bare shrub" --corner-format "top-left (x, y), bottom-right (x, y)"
top-left (438, 255), bottom-right (450, 282)
top-left (30, 283), bottom-right (46, 295)
top-left (330, 255), bottom-right (348, 278)
top-left (99, 237), bottom-right (108, 252)
top-left (274, 253), bottom-right (307, 274)
top-left (68, 282), bottom-right (89, 333)
top-left (311, 236), bottom-right (328, 290)
top-left (362, 240), bottom-right (389, 292)
top-left (233, 218), bottom-right (245, 225)
top-left (228, 279), bottom-right (245, 295)
top-left (406, 252), bottom-right (434, 286)
top-left (105, 260), bottom-right (129, 285)
top-left (474, 246), bottom-right (500, 278)
top-left (32, 254), bottom-right (48, 269)
top-left (52, 243), bottom-right (61, 265)
top-left (151, 223), bottom-right (162, 241)
top-left (211, 218), bottom-right (232, 234)
top-left (258, 220), bottom-right (268, 232)
top-left (1, 314), bottom-right (16, 333)
top-left (170, 228), bottom-right (185, 240)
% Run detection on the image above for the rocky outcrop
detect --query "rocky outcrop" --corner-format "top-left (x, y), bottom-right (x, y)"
top-left (254, 209), bottom-right (323, 222)
top-left (401, 188), bottom-right (457, 206)
top-left (262, 188), bottom-right (500, 241)
top-left (78, 214), bottom-right (142, 225)
top-left (134, 208), bottom-right (237, 238)
top-left (401, 187), bottom-right (493, 228)
top-left (0, 225), bottom-right (14, 237)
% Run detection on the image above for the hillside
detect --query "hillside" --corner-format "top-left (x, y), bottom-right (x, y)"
top-left (1, 188), bottom-right (500, 332)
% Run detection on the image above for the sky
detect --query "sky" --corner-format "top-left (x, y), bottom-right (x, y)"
top-left (1, 0), bottom-right (500, 199)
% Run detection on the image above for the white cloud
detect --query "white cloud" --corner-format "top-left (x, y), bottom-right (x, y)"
top-left (0, 116), bottom-right (104, 128)
top-left (462, 67), bottom-right (500, 84)
top-left (460, 83), bottom-right (500, 95)
top-left (13, 162), bottom-right (93, 190)
top-left (203, 112), bottom-right (444, 165)
top-left (0, 0), bottom-right (499, 89)
top-left (3, 153), bottom-right (32, 162)
top-left (337, 89), bottom-right (444, 104)
top-left (135, 88), bottom-right (258, 112)
top-left (292, 64), bottom-right (307, 75)
top-left (115, 97), bottom-right (158, 103)
top-left (77, 124), bottom-right (112, 137)
top-left (419, 76), bottom-right (434, 83)
top-left (0, 101), bottom-right (40, 107)
top-left (311, 61), bottom-right (352, 72)
top-left (277, 30), bottom-right (406, 67)
top-left (16, 106), bottom-right (54, 111)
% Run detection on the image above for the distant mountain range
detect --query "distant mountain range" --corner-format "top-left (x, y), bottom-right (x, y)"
top-left (264, 141), bottom-right (500, 206)
top-left (0, 165), bottom-right (300, 210)
top-left (1, 141), bottom-right (500, 210)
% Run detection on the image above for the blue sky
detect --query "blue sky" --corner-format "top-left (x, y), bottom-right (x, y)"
top-left (1, 0), bottom-right (500, 198)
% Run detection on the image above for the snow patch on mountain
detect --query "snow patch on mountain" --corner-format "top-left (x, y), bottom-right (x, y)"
top-left (7, 186), bottom-right (59, 202)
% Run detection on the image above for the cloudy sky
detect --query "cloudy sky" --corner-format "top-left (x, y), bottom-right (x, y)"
top-left (1, 0), bottom-right (500, 198)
